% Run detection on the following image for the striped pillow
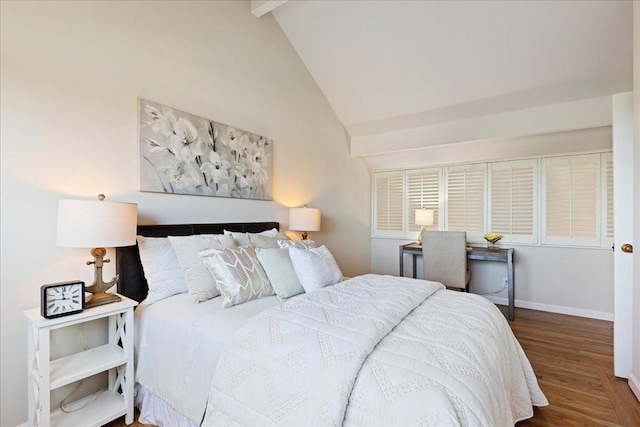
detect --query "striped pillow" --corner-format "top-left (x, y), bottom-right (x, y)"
top-left (199, 246), bottom-right (273, 308)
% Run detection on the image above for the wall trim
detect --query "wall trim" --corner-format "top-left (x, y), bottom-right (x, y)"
top-left (629, 374), bottom-right (640, 403)
top-left (484, 296), bottom-right (614, 321)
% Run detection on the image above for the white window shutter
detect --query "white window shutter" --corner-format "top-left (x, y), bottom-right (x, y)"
top-left (446, 164), bottom-right (486, 240)
top-left (407, 168), bottom-right (442, 235)
top-left (542, 154), bottom-right (601, 246)
top-left (601, 152), bottom-right (614, 247)
top-left (373, 171), bottom-right (405, 237)
top-left (489, 159), bottom-right (537, 243)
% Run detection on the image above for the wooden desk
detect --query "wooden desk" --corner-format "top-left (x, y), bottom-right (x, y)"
top-left (399, 242), bottom-right (515, 320)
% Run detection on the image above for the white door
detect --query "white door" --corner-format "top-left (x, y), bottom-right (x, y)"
top-left (612, 92), bottom-right (635, 378)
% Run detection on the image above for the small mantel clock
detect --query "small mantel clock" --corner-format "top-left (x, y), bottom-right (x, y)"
top-left (40, 281), bottom-right (85, 319)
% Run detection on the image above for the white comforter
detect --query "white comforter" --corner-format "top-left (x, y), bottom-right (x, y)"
top-left (202, 275), bottom-right (547, 426)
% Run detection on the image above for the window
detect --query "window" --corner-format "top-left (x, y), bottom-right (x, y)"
top-left (406, 168), bottom-right (442, 236)
top-left (489, 159), bottom-right (537, 243)
top-left (373, 171), bottom-right (405, 237)
top-left (541, 154), bottom-right (601, 246)
top-left (445, 164), bottom-right (486, 240)
top-left (371, 151), bottom-right (612, 248)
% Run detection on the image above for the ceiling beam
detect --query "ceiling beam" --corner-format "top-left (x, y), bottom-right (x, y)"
top-left (251, 0), bottom-right (289, 18)
top-left (351, 96), bottom-right (613, 157)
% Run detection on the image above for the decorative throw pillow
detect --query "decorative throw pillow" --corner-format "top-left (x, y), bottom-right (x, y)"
top-left (255, 248), bottom-right (304, 300)
top-left (137, 236), bottom-right (188, 305)
top-left (199, 246), bottom-right (274, 308)
top-left (289, 245), bottom-right (343, 293)
top-left (168, 234), bottom-right (237, 303)
top-left (277, 239), bottom-right (317, 250)
top-left (249, 233), bottom-right (290, 249)
top-left (224, 228), bottom-right (279, 247)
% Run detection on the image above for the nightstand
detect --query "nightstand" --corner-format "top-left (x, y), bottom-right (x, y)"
top-left (24, 294), bottom-right (137, 427)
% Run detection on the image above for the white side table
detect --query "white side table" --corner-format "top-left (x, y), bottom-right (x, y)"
top-left (24, 294), bottom-right (137, 427)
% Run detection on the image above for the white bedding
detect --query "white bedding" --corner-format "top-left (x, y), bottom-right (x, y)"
top-left (134, 292), bottom-right (280, 423)
top-left (202, 275), bottom-right (547, 426)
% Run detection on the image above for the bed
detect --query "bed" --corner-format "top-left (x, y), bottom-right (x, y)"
top-left (117, 222), bottom-right (547, 426)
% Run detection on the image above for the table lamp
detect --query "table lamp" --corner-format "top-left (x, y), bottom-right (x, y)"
top-left (57, 194), bottom-right (138, 308)
top-left (415, 208), bottom-right (434, 244)
top-left (289, 205), bottom-right (321, 240)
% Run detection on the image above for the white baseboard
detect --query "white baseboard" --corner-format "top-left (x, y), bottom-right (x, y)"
top-left (629, 374), bottom-right (640, 403)
top-left (483, 296), bottom-right (614, 321)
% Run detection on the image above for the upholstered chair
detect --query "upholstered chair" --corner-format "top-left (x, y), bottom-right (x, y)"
top-left (421, 231), bottom-right (471, 291)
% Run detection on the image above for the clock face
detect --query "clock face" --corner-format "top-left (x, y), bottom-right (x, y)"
top-left (42, 282), bottom-right (84, 318)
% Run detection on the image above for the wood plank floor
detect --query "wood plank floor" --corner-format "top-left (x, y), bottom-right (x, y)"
top-left (508, 307), bottom-right (640, 427)
top-left (107, 306), bottom-right (640, 426)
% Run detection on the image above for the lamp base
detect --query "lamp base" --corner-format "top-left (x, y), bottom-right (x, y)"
top-left (417, 226), bottom-right (427, 245)
top-left (85, 292), bottom-right (121, 309)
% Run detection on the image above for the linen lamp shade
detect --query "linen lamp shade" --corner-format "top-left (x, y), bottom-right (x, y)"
top-left (57, 199), bottom-right (137, 248)
top-left (414, 208), bottom-right (435, 226)
top-left (289, 206), bottom-right (321, 240)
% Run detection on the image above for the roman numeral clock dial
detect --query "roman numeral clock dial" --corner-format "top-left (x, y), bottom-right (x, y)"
top-left (41, 281), bottom-right (85, 319)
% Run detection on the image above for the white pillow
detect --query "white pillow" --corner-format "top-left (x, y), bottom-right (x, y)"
top-left (256, 248), bottom-right (304, 300)
top-left (289, 245), bottom-right (343, 293)
top-left (137, 236), bottom-right (188, 305)
top-left (277, 239), bottom-right (316, 250)
top-left (224, 228), bottom-right (279, 247)
top-left (199, 246), bottom-right (274, 308)
top-left (168, 234), bottom-right (237, 303)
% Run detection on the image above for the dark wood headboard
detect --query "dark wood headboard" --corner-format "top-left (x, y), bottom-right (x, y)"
top-left (116, 222), bottom-right (279, 303)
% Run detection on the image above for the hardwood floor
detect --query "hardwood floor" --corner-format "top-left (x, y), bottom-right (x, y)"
top-left (107, 306), bottom-right (640, 426)
top-left (508, 307), bottom-right (640, 427)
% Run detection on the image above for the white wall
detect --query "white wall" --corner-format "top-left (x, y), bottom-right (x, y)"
top-left (0, 1), bottom-right (371, 425)
top-left (374, 239), bottom-right (613, 319)
top-left (369, 127), bottom-right (614, 320)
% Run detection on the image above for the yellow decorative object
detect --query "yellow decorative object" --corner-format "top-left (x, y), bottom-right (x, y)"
top-left (484, 233), bottom-right (503, 248)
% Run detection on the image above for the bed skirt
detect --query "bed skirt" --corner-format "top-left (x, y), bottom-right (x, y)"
top-left (135, 383), bottom-right (199, 427)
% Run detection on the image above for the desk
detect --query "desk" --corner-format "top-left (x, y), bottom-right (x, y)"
top-left (399, 242), bottom-right (515, 320)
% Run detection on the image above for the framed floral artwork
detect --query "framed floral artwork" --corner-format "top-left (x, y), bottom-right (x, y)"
top-left (138, 99), bottom-right (273, 200)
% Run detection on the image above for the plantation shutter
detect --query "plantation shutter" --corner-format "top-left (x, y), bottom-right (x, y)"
top-left (542, 154), bottom-right (600, 246)
top-left (601, 152), bottom-right (614, 248)
top-left (407, 168), bottom-right (441, 233)
top-left (605, 153), bottom-right (614, 239)
top-left (490, 159), bottom-right (537, 243)
top-left (446, 164), bottom-right (486, 238)
top-left (373, 171), bottom-right (405, 236)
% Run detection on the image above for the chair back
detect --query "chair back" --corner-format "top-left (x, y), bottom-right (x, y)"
top-left (421, 231), bottom-right (468, 289)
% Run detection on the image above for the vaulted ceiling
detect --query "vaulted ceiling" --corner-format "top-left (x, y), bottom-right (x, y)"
top-left (257, 0), bottom-right (633, 141)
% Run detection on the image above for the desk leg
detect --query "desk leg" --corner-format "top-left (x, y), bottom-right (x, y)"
top-left (399, 246), bottom-right (404, 277)
top-left (507, 251), bottom-right (515, 321)
top-left (412, 254), bottom-right (417, 279)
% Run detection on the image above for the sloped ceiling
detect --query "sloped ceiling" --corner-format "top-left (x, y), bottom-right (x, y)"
top-left (268, 0), bottom-right (632, 141)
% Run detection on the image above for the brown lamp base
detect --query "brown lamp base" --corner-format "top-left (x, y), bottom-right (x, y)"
top-left (85, 292), bottom-right (121, 309)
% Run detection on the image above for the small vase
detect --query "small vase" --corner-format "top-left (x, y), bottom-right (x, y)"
top-left (487, 241), bottom-right (500, 249)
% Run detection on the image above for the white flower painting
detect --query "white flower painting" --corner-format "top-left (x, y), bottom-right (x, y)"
top-left (139, 99), bottom-right (273, 200)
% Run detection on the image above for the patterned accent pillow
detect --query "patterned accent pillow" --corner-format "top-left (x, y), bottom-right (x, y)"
top-left (288, 245), bottom-right (343, 293)
top-left (224, 228), bottom-right (279, 247)
top-left (199, 246), bottom-right (274, 308)
top-left (277, 239), bottom-right (317, 250)
top-left (168, 234), bottom-right (237, 303)
top-left (249, 233), bottom-right (290, 249)
top-left (137, 236), bottom-right (188, 305)
top-left (255, 247), bottom-right (304, 301)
